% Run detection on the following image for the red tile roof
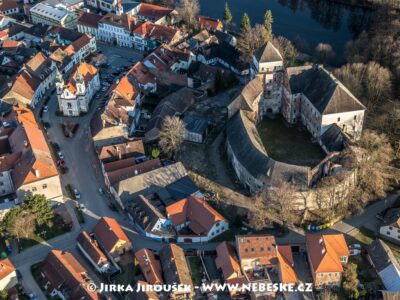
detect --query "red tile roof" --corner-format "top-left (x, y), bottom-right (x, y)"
top-left (277, 245), bottom-right (298, 284)
top-left (129, 61), bottom-right (156, 86)
top-left (166, 196), bottom-right (225, 235)
top-left (0, 0), bottom-right (18, 12)
top-left (0, 258), bottom-right (15, 281)
top-left (198, 16), bottom-right (223, 31)
top-left (93, 217), bottom-right (131, 253)
top-left (236, 235), bottom-right (277, 266)
top-left (135, 248), bottom-right (163, 285)
top-left (215, 242), bottom-right (247, 284)
top-left (41, 250), bottom-right (101, 300)
top-left (77, 231), bottom-right (109, 267)
top-left (306, 234), bottom-right (349, 273)
top-left (137, 3), bottom-right (172, 20)
top-left (65, 62), bottom-right (98, 94)
top-left (78, 12), bottom-right (102, 28)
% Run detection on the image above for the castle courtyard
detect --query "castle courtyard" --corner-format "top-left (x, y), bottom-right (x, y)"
top-left (257, 116), bottom-right (326, 167)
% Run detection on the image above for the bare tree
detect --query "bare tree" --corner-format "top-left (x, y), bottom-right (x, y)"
top-left (159, 116), bottom-right (186, 158)
top-left (315, 43), bottom-right (336, 65)
top-left (334, 63), bottom-right (365, 100)
top-left (317, 289), bottom-right (339, 300)
top-left (248, 193), bottom-right (269, 230)
top-left (176, 0), bottom-right (199, 30)
top-left (364, 62), bottom-right (392, 108)
top-left (237, 24), bottom-right (267, 62)
top-left (272, 36), bottom-right (298, 67)
top-left (9, 213), bottom-right (36, 240)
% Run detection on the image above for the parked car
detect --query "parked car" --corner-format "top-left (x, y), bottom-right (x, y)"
top-left (57, 151), bottom-right (64, 160)
top-left (53, 142), bottom-right (60, 151)
top-left (74, 189), bottom-right (81, 199)
top-left (56, 159), bottom-right (65, 166)
top-left (43, 106), bottom-right (49, 113)
top-left (43, 122), bottom-right (51, 129)
top-left (98, 188), bottom-right (104, 194)
top-left (79, 204), bottom-right (86, 211)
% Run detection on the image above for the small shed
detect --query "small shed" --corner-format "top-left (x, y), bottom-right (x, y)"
top-left (183, 115), bottom-right (209, 143)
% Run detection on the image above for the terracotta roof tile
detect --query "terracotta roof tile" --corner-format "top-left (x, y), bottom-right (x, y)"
top-left (277, 245), bottom-right (298, 284)
top-left (137, 3), bottom-right (172, 20)
top-left (198, 16), bottom-right (223, 31)
top-left (236, 235), bottom-right (277, 266)
top-left (306, 234), bottom-right (349, 273)
top-left (78, 12), bottom-right (102, 28)
top-left (93, 217), bottom-right (131, 253)
top-left (215, 242), bottom-right (246, 283)
top-left (0, 258), bottom-right (15, 281)
top-left (166, 196), bottom-right (225, 235)
top-left (77, 231), bottom-right (109, 267)
top-left (135, 248), bottom-right (163, 285)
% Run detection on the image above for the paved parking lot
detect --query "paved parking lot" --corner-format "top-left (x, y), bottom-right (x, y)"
top-left (97, 42), bottom-right (143, 68)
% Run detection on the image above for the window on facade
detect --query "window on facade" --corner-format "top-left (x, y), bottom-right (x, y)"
top-left (245, 248), bottom-right (248, 252)
top-left (251, 247), bottom-right (254, 252)
top-left (390, 226), bottom-right (393, 230)
top-left (260, 247), bottom-right (264, 251)
top-left (0, 182), bottom-right (3, 186)
top-left (216, 223), bottom-right (220, 227)
top-left (67, 103), bottom-right (72, 109)
top-left (354, 115), bottom-right (357, 120)
top-left (388, 231), bottom-right (391, 235)
top-left (32, 187), bottom-right (37, 192)
top-left (43, 184), bottom-right (47, 189)
top-left (337, 117), bottom-right (340, 121)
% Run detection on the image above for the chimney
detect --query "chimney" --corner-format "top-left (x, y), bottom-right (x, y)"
top-left (34, 169), bottom-right (40, 178)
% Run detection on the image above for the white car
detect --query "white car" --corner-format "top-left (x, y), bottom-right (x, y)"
top-left (74, 189), bottom-right (81, 199)
top-left (57, 151), bottom-right (64, 160)
top-left (43, 106), bottom-right (49, 113)
top-left (79, 204), bottom-right (86, 211)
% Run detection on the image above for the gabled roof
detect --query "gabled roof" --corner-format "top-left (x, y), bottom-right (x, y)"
top-left (198, 16), bottom-right (223, 31)
top-left (77, 231), bottom-right (109, 267)
top-left (0, 0), bottom-right (19, 12)
top-left (253, 42), bottom-right (283, 63)
top-left (306, 234), bottom-right (349, 273)
top-left (136, 3), bottom-right (172, 21)
top-left (98, 140), bottom-right (144, 162)
top-left (0, 258), bottom-right (15, 281)
top-left (277, 245), bottom-right (298, 284)
top-left (287, 65), bottom-right (366, 115)
top-left (381, 208), bottom-right (400, 228)
top-left (367, 239), bottom-right (400, 291)
top-left (135, 248), bottom-right (163, 285)
top-left (215, 242), bottom-right (246, 283)
top-left (159, 244), bottom-right (193, 287)
top-left (235, 235), bottom-right (277, 265)
top-left (93, 217), bottom-right (130, 253)
top-left (78, 12), bottom-right (102, 28)
top-left (166, 196), bottom-right (225, 235)
top-left (112, 75), bottom-right (138, 104)
top-left (233, 76), bottom-right (264, 112)
top-left (0, 106), bottom-right (58, 188)
top-left (41, 250), bottom-right (100, 299)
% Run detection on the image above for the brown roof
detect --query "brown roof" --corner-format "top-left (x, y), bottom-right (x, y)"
top-left (126, 281), bottom-right (159, 299)
top-left (166, 196), bottom-right (225, 235)
top-left (6, 69), bottom-right (41, 101)
top-left (129, 61), bottom-right (156, 86)
top-left (100, 12), bottom-right (140, 31)
top-left (41, 250), bottom-right (101, 300)
top-left (215, 242), bottom-right (246, 283)
top-left (159, 244), bottom-right (193, 287)
top-left (0, 0), bottom-right (18, 12)
top-left (98, 140), bottom-right (144, 162)
top-left (306, 234), bottom-right (349, 273)
top-left (106, 158), bottom-right (162, 185)
top-left (77, 231), bottom-right (108, 267)
top-left (277, 245), bottom-right (298, 284)
top-left (137, 3), bottom-right (172, 20)
top-left (78, 12), bottom-right (102, 28)
top-left (0, 258), bottom-right (15, 281)
top-left (0, 106), bottom-right (58, 188)
top-left (198, 16), bottom-right (223, 31)
top-left (93, 217), bottom-right (131, 253)
top-left (134, 248), bottom-right (163, 285)
top-left (235, 235), bottom-right (277, 266)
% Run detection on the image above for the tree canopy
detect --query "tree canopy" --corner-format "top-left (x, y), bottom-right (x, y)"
top-left (240, 13), bottom-right (251, 32)
top-left (223, 2), bottom-right (232, 24)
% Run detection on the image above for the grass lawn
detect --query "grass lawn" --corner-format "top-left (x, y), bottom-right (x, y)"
top-left (187, 256), bottom-right (204, 286)
top-left (257, 116), bottom-right (326, 167)
top-left (19, 219), bottom-right (70, 250)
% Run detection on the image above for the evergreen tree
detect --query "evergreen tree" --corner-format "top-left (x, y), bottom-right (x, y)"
top-left (240, 13), bottom-right (251, 32)
top-left (223, 2), bottom-right (232, 24)
top-left (264, 10), bottom-right (273, 40)
top-left (24, 193), bottom-right (53, 226)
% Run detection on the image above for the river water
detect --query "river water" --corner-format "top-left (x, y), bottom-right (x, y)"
top-left (199, 0), bottom-right (373, 56)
